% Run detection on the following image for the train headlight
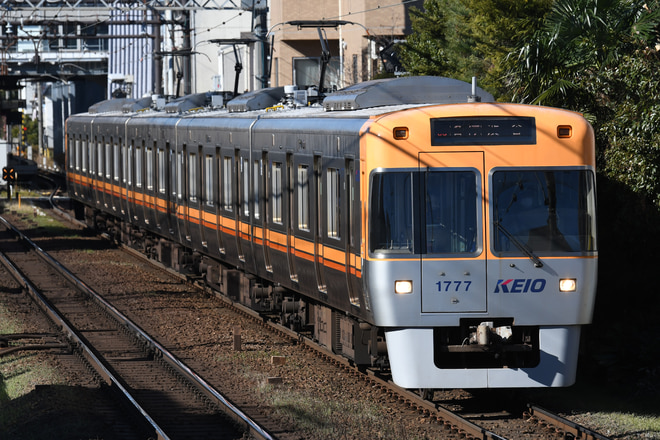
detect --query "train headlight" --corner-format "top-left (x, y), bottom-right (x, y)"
top-left (395, 280), bottom-right (413, 294)
top-left (559, 278), bottom-right (577, 292)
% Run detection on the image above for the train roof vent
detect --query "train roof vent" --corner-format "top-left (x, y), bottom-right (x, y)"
top-left (89, 97), bottom-right (150, 114)
top-left (164, 93), bottom-right (209, 113)
top-left (227, 87), bottom-right (285, 112)
top-left (122, 97), bottom-right (154, 113)
top-left (322, 76), bottom-right (494, 111)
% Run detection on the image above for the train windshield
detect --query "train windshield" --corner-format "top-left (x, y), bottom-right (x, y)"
top-left (369, 170), bottom-right (479, 255)
top-left (492, 169), bottom-right (597, 255)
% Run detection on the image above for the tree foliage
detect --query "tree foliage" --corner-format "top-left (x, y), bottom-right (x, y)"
top-left (399, 0), bottom-right (660, 206)
top-left (398, 0), bottom-right (551, 98)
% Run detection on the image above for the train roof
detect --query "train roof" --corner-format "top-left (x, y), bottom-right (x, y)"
top-left (82, 76), bottom-right (494, 120)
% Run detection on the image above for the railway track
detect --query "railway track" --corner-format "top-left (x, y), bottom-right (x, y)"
top-left (0, 214), bottom-right (274, 440)
top-left (1, 202), bottom-right (615, 440)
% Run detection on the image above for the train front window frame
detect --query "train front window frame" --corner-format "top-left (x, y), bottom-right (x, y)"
top-left (491, 167), bottom-right (597, 255)
top-left (369, 169), bottom-right (480, 256)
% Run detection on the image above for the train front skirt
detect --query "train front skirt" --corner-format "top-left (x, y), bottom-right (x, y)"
top-left (386, 326), bottom-right (581, 388)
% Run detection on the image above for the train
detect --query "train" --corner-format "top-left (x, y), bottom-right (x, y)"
top-left (65, 76), bottom-right (598, 389)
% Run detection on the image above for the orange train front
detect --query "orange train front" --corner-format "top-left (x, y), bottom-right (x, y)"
top-left (66, 76), bottom-right (597, 389)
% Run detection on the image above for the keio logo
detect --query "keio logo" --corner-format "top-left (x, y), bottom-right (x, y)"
top-left (494, 278), bottom-right (546, 293)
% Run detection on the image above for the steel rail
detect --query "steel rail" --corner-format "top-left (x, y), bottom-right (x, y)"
top-left (0, 215), bottom-right (170, 440)
top-left (527, 404), bottom-right (613, 440)
top-left (0, 215), bottom-right (275, 440)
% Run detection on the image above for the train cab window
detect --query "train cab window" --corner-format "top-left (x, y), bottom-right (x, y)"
top-left (272, 162), bottom-right (283, 224)
top-left (158, 149), bottom-right (167, 194)
top-left (204, 155), bottom-right (214, 206)
top-left (370, 171), bottom-right (479, 255)
top-left (370, 172), bottom-right (415, 254)
top-left (222, 156), bottom-right (232, 211)
top-left (424, 171), bottom-right (478, 254)
top-left (298, 165), bottom-right (310, 231)
top-left (327, 168), bottom-right (341, 239)
top-left (492, 168), bottom-right (597, 254)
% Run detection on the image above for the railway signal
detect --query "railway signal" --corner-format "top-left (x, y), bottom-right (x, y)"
top-left (3, 166), bottom-right (16, 201)
top-left (2, 166), bottom-right (15, 183)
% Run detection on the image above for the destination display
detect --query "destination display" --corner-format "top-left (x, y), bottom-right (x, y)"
top-left (431, 116), bottom-right (536, 146)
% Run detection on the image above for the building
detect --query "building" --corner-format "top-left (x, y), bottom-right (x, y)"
top-left (1, 0), bottom-right (422, 167)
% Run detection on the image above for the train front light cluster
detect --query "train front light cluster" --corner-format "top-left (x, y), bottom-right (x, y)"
top-left (559, 278), bottom-right (577, 292)
top-left (395, 280), bottom-right (413, 294)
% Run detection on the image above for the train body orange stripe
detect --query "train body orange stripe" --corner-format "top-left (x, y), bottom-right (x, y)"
top-left (69, 173), bottom-right (362, 278)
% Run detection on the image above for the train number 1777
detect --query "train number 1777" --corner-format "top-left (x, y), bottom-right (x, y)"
top-left (436, 280), bottom-right (472, 292)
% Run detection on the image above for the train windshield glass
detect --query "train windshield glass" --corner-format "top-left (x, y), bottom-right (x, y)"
top-left (492, 169), bottom-right (597, 254)
top-left (369, 170), bottom-right (479, 255)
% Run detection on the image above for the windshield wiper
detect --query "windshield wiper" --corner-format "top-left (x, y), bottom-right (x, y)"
top-left (494, 220), bottom-right (543, 268)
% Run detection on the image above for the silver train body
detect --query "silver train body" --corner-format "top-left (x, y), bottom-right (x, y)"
top-left (66, 77), bottom-right (598, 389)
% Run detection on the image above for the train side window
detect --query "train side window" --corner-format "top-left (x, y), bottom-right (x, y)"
top-left (204, 154), bottom-right (214, 206)
top-left (82, 138), bottom-right (88, 173)
top-left (96, 140), bottom-right (103, 177)
top-left (242, 157), bottom-right (249, 216)
top-left (158, 149), bottom-right (167, 194)
top-left (122, 144), bottom-right (128, 185)
top-left (113, 142), bottom-right (120, 181)
top-left (127, 143), bottom-right (134, 186)
top-left (298, 164), bottom-right (310, 231)
top-left (223, 156), bottom-right (232, 211)
top-left (188, 151), bottom-right (197, 202)
top-left (105, 140), bottom-right (112, 179)
top-left (327, 167), bottom-right (341, 239)
top-left (253, 159), bottom-right (261, 220)
top-left (176, 152), bottom-right (184, 200)
top-left (146, 146), bottom-right (154, 191)
top-left (75, 138), bottom-right (81, 171)
top-left (136, 144), bottom-right (143, 189)
top-left (272, 161), bottom-right (283, 224)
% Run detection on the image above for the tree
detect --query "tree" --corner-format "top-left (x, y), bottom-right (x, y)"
top-left (503, 0), bottom-right (660, 106)
top-left (398, 0), bottom-right (551, 99)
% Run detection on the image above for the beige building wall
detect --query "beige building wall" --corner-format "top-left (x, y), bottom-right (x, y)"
top-left (269, 0), bottom-right (422, 89)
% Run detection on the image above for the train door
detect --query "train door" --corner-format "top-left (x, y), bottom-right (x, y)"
top-left (314, 155), bottom-right (327, 292)
top-left (345, 158), bottom-right (361, 307)
top-left (114, 140), bottom-right (126, 217)
top-left (163, 143), bottom-right (175, 238)
top-left (171, 147), bottom-right (185, 242)
top-left (179, 145), bottom-right (192, 242)
top-left (214, 148), bottom-right (225, 253)
top-left (136, 141), bottom-right (147, 224)
top-left (260, 152), bottom-right (272, 271)
top-left (418, 152), bottom-right (486, 313)
top-left (187, 146), bottom-right (203, 246)
top-left (234, 150), bottom-right (245, 261)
